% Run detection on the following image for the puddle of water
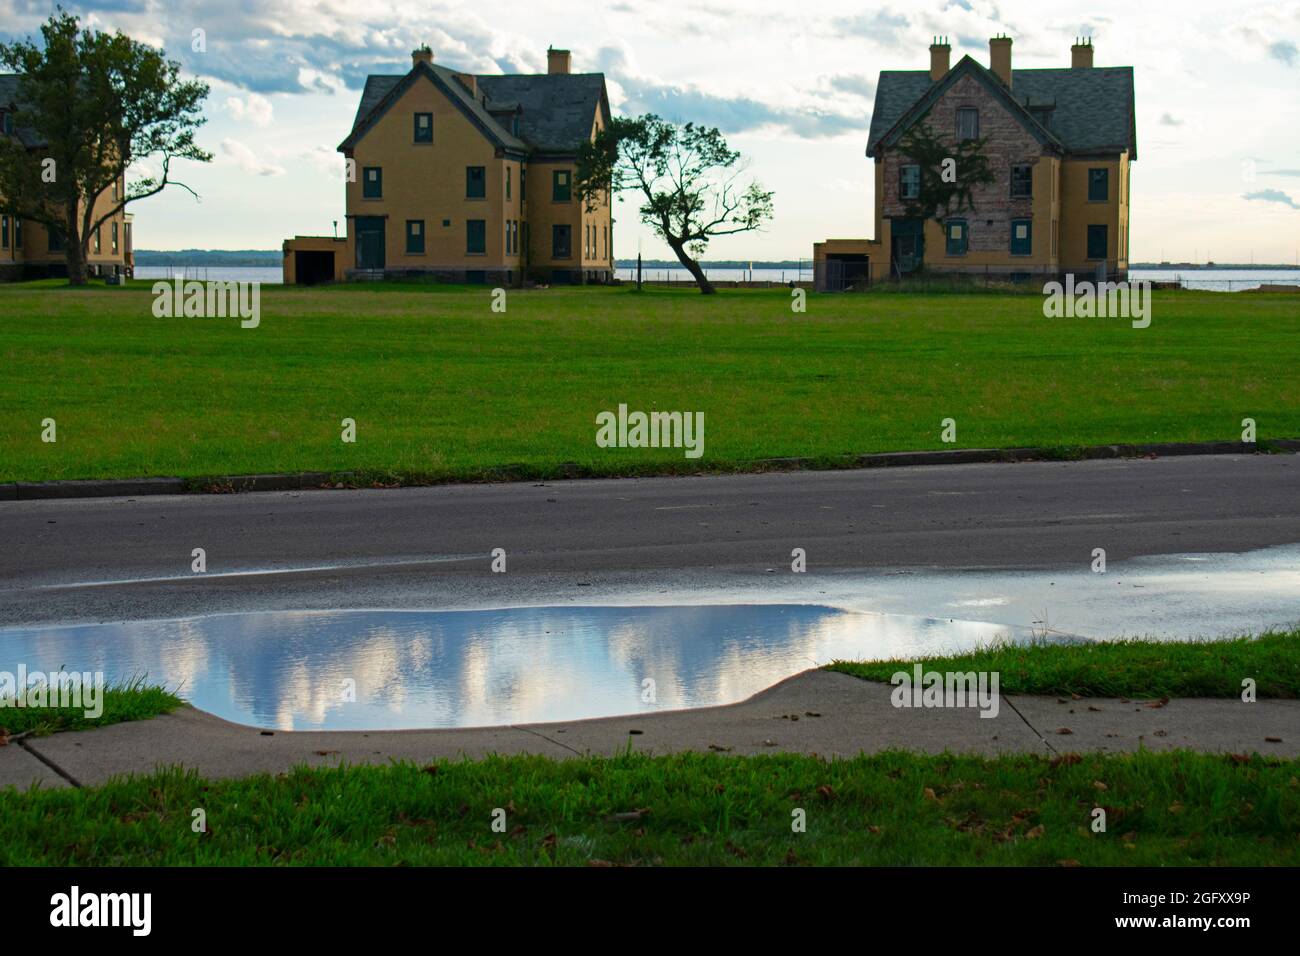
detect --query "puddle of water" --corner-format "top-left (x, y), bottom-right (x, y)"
top-left (611, 546), bottom-right (1300, 643)
top-left (2, 547), bottom-right (1296, 732)
top-left (0, 606), bottom-right (1044, 731)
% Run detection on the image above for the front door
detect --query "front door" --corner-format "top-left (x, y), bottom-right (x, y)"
top-left (354, 217), bottom-right (385, 271)
top-left (890, 218), bottom-right (924, 277)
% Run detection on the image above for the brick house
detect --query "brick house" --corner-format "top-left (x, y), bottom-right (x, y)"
top-left (814, 36), bottom-right (1136, 289)
top-left (0, 75), bottom-right (134, 281)
top-left (283, 45), bottom-right (614, 286)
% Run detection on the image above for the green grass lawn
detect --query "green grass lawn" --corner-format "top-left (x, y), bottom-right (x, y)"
top-left (1, 281), bottom-right (1297, 482)
top-left (0, 677), bottom-right (183, 739)
top-left (2, 751), bottom-right (1295, 865)
top-left (829, 630), bottom-right (1300, 699)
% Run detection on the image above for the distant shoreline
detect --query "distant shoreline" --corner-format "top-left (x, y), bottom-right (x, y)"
top-left (135, 251), bottom-right (1300, 271)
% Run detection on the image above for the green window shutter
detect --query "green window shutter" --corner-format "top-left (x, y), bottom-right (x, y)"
top-left (945, 219), bottom-right (967, 256)
top-left (1088, 168), bottom-right (1108, 202)
top-left (1010, 219), bottom-right (1031, 256)
top-left (1, 215), bottom-right (7, 249)
top-left (363, 167), bottom-right (382, 198)
top-left (467, 219), bottom-right (486, 254)
top-left (1087, 224), bottom-right (1107, 260)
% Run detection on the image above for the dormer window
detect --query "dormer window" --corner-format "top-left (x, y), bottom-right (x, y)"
top-left (0, 110), bottom-right (12, 135)
top-left (957, 107), bottom-right (979, 140)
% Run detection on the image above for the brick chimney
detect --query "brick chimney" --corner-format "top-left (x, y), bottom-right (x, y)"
top-left (1071, 37), bottom-right (1094, 68)
top-left (547, 46), bottom-right (571, 75)
top-left (989, 34), bottom-right (1012, 86)
top-left (412, 45), bottom-right (433, 69)
top-left (929, 37), bottom-right (951, 82)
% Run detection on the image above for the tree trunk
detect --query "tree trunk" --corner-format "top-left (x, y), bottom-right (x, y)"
top-left (65, 206), bottom-right (88, 286)
top-left (668, 242), bottom-right (716, 294)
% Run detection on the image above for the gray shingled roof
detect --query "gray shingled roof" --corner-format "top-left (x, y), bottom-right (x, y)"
top-left (867, 63), bottom-right (1136, 159)
top-left (476, 74), bottom-right (605, 152)
top-left (0, 73), bottom-right (45, 148)
top-left (344, 64), bottom-right (606, 155)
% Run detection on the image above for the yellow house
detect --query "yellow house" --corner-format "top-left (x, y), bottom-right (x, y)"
top-left (0, 75), bottom-right (134, 281)
top-left (285, 45), bottom-right (614, 286)
top-left (814, 36), bottom-right (1135, 289)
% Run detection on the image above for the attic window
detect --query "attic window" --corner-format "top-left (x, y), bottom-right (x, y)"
top-left (414, 112), bottom-right (432, 143)
top-left (0, 110), bottom-right (12, 135)
top-left (956, 108), bottom-right (979, 141)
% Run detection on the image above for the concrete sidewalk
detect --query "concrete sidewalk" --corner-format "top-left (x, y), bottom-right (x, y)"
top-left (3, 671), bottom-right (1297, 789)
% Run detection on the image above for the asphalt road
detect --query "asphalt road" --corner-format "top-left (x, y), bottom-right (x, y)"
top-left (2, 454), bottom-right (1298, 625)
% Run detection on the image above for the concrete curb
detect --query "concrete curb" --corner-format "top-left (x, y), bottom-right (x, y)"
top-left (763, 438), bottom-right (1300, 471)
top-left (3, 439), bottom-right (1297, 501)
top-left (10, 673), bottom-right (1300, 787)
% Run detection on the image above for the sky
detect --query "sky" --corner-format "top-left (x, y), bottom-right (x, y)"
top-left (2, 0), bottom-right (1298, 262)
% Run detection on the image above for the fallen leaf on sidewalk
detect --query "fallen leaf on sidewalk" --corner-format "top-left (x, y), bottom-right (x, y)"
top-left (1056, 727), bottom-right (1074, 735)
top-left (1143, 697), bottom-right (1170, 709)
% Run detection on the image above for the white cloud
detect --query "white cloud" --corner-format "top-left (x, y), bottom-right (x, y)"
top-left (302, 145), bottom-right (344, 177)
top-left (224, 93), bottom-right (275, 127)
top-left (219, 138), bottom-right (285, 177)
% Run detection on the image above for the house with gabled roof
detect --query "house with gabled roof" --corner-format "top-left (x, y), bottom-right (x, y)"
top-left (284, 45), bottom-right (614, 286)
top-left (0, 74), bottom-right (133, 281)
top-left (814, 36), bottom-right (1136, 289)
